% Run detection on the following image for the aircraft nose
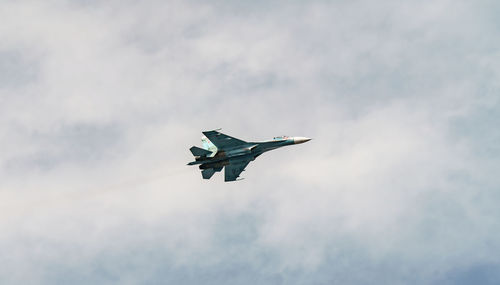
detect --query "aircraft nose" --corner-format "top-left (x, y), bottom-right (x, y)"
top-left (293, 137), bottom-right (311, 144)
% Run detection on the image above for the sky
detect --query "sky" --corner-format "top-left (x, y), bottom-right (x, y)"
top-left (1, 0), bottom-right (499, 284)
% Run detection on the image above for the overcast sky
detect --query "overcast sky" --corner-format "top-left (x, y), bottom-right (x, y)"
top-left (1, 0), bottom-right (499, 284)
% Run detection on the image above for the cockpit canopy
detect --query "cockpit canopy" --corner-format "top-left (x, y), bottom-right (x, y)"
top-left (273, 136), bottom-right (289, 141)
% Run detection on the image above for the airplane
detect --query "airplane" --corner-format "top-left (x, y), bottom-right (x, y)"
top-left (187, 129), bottom-right (311, 182)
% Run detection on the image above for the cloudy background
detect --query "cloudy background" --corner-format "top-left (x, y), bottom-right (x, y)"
top-left (1, 0), bottom-right (499, 284)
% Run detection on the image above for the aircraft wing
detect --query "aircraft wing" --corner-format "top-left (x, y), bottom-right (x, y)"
top-left (202, 130), bottom-right (247, 149)
top-left (225, 158), bottom-right (252, 182)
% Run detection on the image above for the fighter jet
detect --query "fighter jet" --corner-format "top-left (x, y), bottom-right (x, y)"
top-left (188, 129), bottom-right (311, 182)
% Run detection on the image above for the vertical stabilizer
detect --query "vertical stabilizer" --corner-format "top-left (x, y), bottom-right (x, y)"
top-left (201, 167), bottom-right (222, 179)
top-left (201, 135), bottom-right (217, 157)
top-left (202, 168), bottom-right (215, 179)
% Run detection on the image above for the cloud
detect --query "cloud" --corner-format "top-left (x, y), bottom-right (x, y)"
top-left (0, 0), bottom-right (499, 284)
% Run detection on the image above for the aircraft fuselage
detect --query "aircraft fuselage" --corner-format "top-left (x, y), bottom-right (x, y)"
top-left (188, 130), bottom-right (310, 181)
top-left (188, 137), bottom-right (308, 169)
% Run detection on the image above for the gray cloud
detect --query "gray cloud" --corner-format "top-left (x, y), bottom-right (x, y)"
top-left (0, 0), bottom-right (499, 284)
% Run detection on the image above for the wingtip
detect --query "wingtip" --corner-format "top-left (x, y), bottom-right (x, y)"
top-left (202, 128), bottom-right (222, 134)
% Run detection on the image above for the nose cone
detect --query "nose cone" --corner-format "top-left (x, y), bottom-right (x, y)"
top-left (293, 137), bottom-right (311, 144)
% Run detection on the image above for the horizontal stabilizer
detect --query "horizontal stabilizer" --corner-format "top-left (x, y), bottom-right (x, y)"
top-left (190, 146), bottom-right (212, 157)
